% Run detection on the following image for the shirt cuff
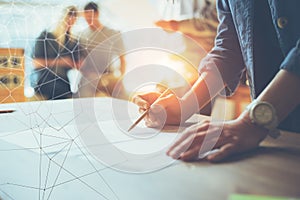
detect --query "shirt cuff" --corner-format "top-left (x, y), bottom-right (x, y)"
top-left (199, 59), bottom-right (241, 97)
top-left (280, 39), bottom-right (300, 77)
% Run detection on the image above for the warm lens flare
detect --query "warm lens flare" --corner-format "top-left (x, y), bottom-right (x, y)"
top-left (122, 49), bottom-right (199, 95)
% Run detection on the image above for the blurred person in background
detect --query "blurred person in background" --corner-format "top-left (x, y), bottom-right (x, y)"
top-left (32, 6), bottom-right (83, 100)
top-left (78, 2), bottom-right (126, 98)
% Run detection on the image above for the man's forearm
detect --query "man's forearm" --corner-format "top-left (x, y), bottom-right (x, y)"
top-left (255, 69), bottom-right (300, 122)
top-left (181, 71), bottom-right (225, 120)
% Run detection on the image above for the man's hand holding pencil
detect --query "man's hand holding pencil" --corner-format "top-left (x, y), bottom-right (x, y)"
top-left (131, 88), bottom-right (183, 129)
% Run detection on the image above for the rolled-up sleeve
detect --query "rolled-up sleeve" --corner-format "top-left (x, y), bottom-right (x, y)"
top-left (199, 0), bottom-right (245, 96)
top-left (280, 39), bottom-right (300, 77)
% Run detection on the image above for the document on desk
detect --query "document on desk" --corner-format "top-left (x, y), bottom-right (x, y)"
top-left (98, 119), bottom-right (180, 154)
top-left (72, 119), bottom-right (182, 172)
top-left (0, 116), bottom-right (184, 199)
top-left (0, 139), bottom-right (120, 200)
top-left (1, 118), bottom-right (182, 172)
top-left (0, 120), bottom-right (180, 154)
top-left (0, 98), bottom-right (213, 199)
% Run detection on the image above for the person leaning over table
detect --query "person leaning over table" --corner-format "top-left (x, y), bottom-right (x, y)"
top-left (133, 0), bottom-right (300, 162)
top-left (32, 6), bottom-right (83, 100)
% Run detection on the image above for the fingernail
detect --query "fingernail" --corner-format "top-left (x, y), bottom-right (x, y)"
top-left (207, 155), bottom-right (214, 161)
top-left (168, 150), bottom-right (174, 157)
top-left (151, 105), bottom-right (163, 113)
top-left (152, 121), bottom-right (161, 128)
top-left (166, 149), bottom-right (173, 156)
top-left (172, 152), bottom-right (182, 160)
top-left (177, 153), bottom-right (183, 160)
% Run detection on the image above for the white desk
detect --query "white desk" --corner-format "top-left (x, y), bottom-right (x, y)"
top-left (0, 98), bottom-right (300, 200)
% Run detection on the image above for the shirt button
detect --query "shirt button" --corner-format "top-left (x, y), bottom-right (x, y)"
top-left (277, 17), bottom-right (288, 29)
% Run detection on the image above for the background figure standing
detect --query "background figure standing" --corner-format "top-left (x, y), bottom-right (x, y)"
top-left (79, 2), bottom-right (126, 98)
top-left (32, 6), bottom-right (83, 100)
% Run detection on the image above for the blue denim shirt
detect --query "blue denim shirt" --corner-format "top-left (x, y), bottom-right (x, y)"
top-left (200, 0), bottom-right (300, 132)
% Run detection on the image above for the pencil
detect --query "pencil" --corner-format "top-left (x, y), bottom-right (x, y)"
top-left (128, 88), bottom-right (170, 132)
top-left (0, 110), bottom-right (15, 114)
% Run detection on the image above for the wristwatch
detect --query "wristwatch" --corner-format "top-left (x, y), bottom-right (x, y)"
top-left (247, 100), bottom-right (281, 138)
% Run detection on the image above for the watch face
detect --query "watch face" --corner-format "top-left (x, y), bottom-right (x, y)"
top-left (253, 103), bottom-right (274, 125)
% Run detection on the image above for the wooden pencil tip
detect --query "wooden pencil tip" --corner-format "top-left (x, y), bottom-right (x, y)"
top-left (127, 125), bottom-right (134, 132)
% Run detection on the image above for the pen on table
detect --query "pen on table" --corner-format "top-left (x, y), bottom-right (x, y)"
top-left (0, 109), bottom-right (15, 114)
top-left (128, 88), bottom-right (171, 132)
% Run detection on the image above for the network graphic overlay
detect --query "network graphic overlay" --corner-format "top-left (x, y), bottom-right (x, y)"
top-left (0, 2), bottom-right (227, 200)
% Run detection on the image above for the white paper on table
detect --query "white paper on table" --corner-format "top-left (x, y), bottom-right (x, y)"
top-left (96, 119), bottom-right (180, 155)
top-left (67, 69), bottom-right (82, 93)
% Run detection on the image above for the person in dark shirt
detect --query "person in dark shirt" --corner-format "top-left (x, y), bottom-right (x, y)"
top-left (32, 6), bottom-right (83, 100)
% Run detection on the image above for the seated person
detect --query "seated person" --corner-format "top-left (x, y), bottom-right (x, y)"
top-left (32, 6), bottom-right (83, 100)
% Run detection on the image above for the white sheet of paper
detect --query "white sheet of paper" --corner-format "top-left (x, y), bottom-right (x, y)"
top-left (97, 119), bottom-right (181, 155)
top-left (0, 119), bottom-right (181, 157)
top-left (1, 119), bottom-right (181, 173)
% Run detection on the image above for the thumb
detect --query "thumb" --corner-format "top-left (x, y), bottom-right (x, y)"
top-left (149, 94), bottom-right (173, 113)
top-left (133, 95), bottom-right (150, 109)
top-left (150, 104), bottom-right (165, 114)
top-left (133, 92), bottom-right (161, 105)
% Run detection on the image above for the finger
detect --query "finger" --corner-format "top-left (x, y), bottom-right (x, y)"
top-left (169, 127), bottom-right (219, 160)
top-left (179, 146), bottom-right (201, 161)
top-left (140, 107), bottom-right (162, 127)
top-left (146, 101), bottom-right (168, 128)
top-left (149, 118), bottom-right (164, 128)
top-left (184, 120), bottom-right (211, 136)
top-left (197, 125), bottom-right (226, 152)
top-left (179, 138), bottom-right (226, 162)
top-left (195, 128), bottom-right (234, 160)
top-left (147, 109), bottom-right (161, 124)
top-left (197, 138), bottom-right (221, 157)
top-left (145, 117), bottom-right (160, 128)
top-left (167, 122), bottom-right (210, 155)
top-left (145, 120), bottom-right (156, 128)
top-left (133, 92), bottom-right (161, 105)
top-left (180, 147), bottom-right (221, 161)
top-left (207, 143), bottom-right (236, 162)
top-left (139, 108), bottom-right (146, 114)
top-left (197, 137), bottom-right (228, 160)
top-left (212, 133), bottom-right (235, 150)
top-left (168, 134), bottom-right (196, 159)
top-left (151, 93), bottom-right (175, 110)
top-left (148, 94), bottom-right (171, 114)
top-left (149, 104), bottom-right (164, 114)
top-left (133, 95), bottom-right (150, 110)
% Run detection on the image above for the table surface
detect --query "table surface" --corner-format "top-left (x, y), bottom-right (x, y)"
top-left (0, 98), bottom-right (299, 200)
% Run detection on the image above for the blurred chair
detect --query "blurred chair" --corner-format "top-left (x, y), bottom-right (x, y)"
top-left (0, 48), bottom-right (25, 103)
